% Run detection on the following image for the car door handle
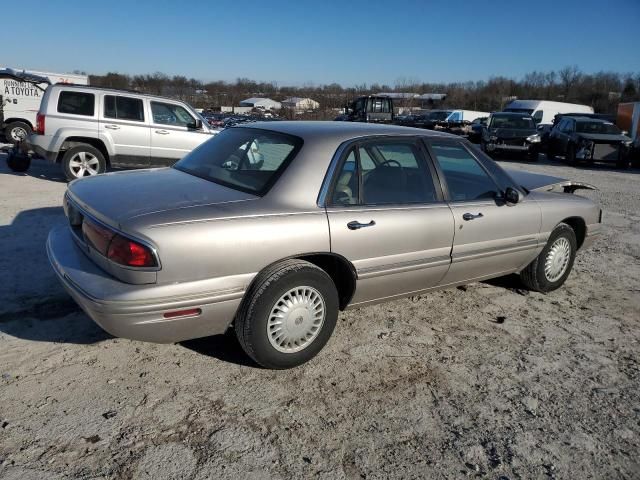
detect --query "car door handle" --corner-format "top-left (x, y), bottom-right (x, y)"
top-left (462, 212), bottom-right (484, 221)
top-left (104, 124), bottom-right (120, 130)
top-left (347, 220), bottom-right (376, 230)
top-left (155, 130), bottom-right (170, 135)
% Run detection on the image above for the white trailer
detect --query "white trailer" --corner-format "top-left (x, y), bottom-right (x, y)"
top-left (504, 100), bottom-right (593, 126)
top-left (1, 67), bottom-right (88, 143)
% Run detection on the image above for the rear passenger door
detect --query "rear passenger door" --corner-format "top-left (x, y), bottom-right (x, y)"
top-left (99, 94), bottom-right (150, 167)
top-left (426, 139), bottom-right (541, 285)
top-left (325, 137), bottom-right (455, 305)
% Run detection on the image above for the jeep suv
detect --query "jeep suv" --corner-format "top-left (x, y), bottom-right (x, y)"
top-left (24, 84), bottom-right (219, 181)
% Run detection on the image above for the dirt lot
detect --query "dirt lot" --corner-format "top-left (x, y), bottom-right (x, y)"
top-left (0, 152), bottom-right (639, 480)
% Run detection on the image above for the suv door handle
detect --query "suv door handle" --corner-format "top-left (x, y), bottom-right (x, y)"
top-left (347, 220), bottom-right (376, 230)
top-left (104, 124), bottom-right (120, 130)
top-left (462, 212), bottom-right (484, 221)
top-left (155, 130), bottom-right (170, 135)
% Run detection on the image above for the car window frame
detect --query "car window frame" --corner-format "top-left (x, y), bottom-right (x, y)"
top-left (150, 100), bottom-right (197, 128)
top-left (323, 135), bottom-right (445, 208)
top-left (103, 94), bottom-right (146, 123)
top-left (422, 137), bottom-right (506, 204)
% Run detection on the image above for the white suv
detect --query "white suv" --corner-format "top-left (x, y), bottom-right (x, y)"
top-left (25, 84), bottom-right (219, 181)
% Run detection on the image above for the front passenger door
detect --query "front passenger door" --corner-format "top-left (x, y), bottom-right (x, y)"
top-left (325, 138), bottom-right (455, 305)
top-left (427, 139), bottom-right (542, 285)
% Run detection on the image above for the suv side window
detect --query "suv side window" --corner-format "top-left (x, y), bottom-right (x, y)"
top-left (104, 95), bottom-right (145, 122)
top-left (330, 140), bottom-right (438, 206)
top-left (58, 91), bottom-right (95, 116)
top-left (563, 119), bottom-right (574, 133)
top-left (150, 101), bottom-right (195, 127)
top-left (430, 141), bottom-right (499, 202)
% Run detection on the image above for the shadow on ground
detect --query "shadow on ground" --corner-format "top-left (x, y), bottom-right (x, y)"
top-left (181, 330), bottom-right (260, 368)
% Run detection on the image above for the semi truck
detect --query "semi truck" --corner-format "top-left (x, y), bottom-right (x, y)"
top-left (1, 67), bottom-right (88, 143)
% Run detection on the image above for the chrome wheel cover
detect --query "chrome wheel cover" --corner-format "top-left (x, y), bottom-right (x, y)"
top-left (68, 152), bottom-right (100, 178)
top-left (10, 126), bottom-right (28, 142)
top-left (267, 286), bottom-right (325, 353)
top-left (544, 237), bottom-right (571, 282)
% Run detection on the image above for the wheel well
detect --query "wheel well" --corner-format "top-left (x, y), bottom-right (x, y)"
top-left (561, 217), bottom-right (586, 248)
top-left (58, 137), bottom-right (110, 166)
top-left (3, 118), bottom-right (34, 129)
top-left (296, 253), bottom-right (357, 310)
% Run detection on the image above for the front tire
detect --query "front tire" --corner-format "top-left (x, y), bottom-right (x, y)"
top-left (520, 223), bottom-right (577, 293)
top-left (4, 121), bottom-right (32, 144)
top-left (61, 145), bottom-right (106, 181)
top-left (234, 259), bottom-right (339, 369)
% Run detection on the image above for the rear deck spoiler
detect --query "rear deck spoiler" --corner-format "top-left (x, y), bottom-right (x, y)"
top-left (506, 169), bottom-right (597, 194)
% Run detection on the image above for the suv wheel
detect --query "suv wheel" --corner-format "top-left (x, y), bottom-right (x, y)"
top-left (4, 121), bottom-right (32, 144)
top-left (235, 259), bottom-right (339, 369)
top-left (61, 145), bottom-right (106, 181)
top-left (520, 223), bottom-right (577, 293)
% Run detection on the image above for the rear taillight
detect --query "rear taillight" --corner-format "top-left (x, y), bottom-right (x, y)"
top-left (107, 234), bottom-right (157, 267)
top-left (36, 113), bottom-right (45, 135)
top-left (81, 218), bottom-right (157, 268)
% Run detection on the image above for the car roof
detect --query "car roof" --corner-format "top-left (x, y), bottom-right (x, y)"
top-left (571, 117), bottom-right (609, 123)
top-left (235, 120), bottom-right (456, 143)
top-left (48, 83), bottom-right (181, 102)
top-left (493, 112), bottom-right (533, 117)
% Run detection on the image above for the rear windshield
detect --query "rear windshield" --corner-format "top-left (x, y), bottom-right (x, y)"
top-left (174, 127), bottom-right (302, 195)
top-left (576, 122), bottom-right (621, 135)
top-left (489, 115), bottom-right (535, 129)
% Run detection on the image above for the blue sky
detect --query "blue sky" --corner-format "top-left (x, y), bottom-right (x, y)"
top-left (4, 0), bottom-right (639, 86)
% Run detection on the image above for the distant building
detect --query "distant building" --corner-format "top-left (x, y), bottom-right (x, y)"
top-left (281, 97), bottom-right (320, 111)
top-left (239, 97), bottom-right (281, 110)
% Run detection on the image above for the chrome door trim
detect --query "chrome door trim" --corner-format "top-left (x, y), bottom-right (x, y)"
top-left (357, 255), bottom-right (452, 279)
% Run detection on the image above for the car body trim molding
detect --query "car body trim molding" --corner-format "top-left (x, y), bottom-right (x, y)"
top-left (357, 255), bottom-right (452, 279)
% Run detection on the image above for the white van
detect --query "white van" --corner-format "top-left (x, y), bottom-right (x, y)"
top-left (1, 67), bottom-right (88, 142)
top-left (504, 100), bottom-right (593, 126)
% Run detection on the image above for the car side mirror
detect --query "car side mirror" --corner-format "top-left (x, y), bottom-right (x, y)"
top-left (189, 119), bottom-right (203, 130)
top-left (504, 186), bottom-right (521, 205)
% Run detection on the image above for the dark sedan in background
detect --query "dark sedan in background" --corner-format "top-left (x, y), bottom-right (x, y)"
top-left (547, 117), bottom-right (633, 168)
top-left (481, 112), bottom-right (541, 160)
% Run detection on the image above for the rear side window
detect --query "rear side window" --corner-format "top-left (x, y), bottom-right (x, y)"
top-left (104, 95), bottom-right (144, 122)
top-left (57, 91), bottom-right (95, 116)
top-left (430, 141), bottom-right (498, 202)
top-left (330, 140), bottom-right (438, 206)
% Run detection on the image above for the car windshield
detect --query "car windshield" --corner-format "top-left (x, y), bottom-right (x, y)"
top-left (576, 121), bottom-right (622, 135)
top-left (504, 108), bottom-right (534, 115)
top-left (489, 115), bottom-right (535, 129)
top-left (174, 128), bottom-right (302, 195)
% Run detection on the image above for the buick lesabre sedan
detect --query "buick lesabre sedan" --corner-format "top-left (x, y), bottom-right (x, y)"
top-left (47, 122), bottom-right (602, 368)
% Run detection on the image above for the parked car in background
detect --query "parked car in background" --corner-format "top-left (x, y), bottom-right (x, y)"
top-left (21, 84), bottom-right (219, 180)
top-left (504, 100), bottom-right (593, 126)
top-left (47, 121), bottom-right (601, 369)
top-left (394, 110), bottom-right (452, 130)
top-left (538, 112), bottom-right (618, 147)
top-left (436, 110), bottom-right (490, 135)
top-left (467, 117), bottom-right (488, 143)
top-left (0, 67), bottom-right (88, 144)
top-left (547, 116), bottom-right (633, 168)
top-left (481, 112), bottom-right (541, 160)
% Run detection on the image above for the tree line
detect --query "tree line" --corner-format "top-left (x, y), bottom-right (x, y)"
top-left (87, 66), bottom-right (640, 115)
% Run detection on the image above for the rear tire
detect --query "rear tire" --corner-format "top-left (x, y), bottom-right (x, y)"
top-left (520, 223), bottom-right (577, 293)
top-left (234, 259), bottom-right (339, 369)
top-left (6, 150), bottom-right (31, 172)
top-left (61, 144), bottom-right (106, 182)
top-left (4, 121), bottom-right (32, 144)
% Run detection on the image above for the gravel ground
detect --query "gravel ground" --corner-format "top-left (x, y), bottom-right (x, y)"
top-left (0, 152), bottom-right (639, 480)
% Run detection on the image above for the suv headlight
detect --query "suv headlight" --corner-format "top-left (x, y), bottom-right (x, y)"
top-left (526, 134), bottom-right (541, 143)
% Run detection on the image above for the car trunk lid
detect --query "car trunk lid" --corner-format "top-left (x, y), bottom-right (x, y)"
top-left (67, 167), bottom-right (256, 229)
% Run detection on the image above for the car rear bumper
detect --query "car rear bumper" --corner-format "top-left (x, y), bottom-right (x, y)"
top-left (47, 226), bottom-right (241, 343)
top-left (26, 134), bottom-right (58, 162)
